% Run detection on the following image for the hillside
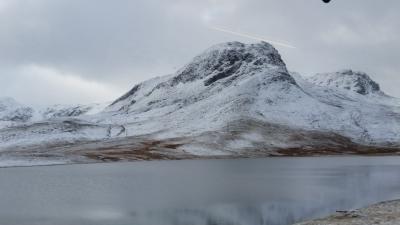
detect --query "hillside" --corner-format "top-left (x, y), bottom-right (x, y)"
top-left (0, 42), bottom-right (399, 166)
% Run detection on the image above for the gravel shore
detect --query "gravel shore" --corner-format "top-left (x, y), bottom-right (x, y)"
top-left (295, 200), bottom-right (400, 225)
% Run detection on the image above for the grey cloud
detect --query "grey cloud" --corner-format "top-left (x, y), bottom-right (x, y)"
top-left (0, 0), bottom-right (399, 105)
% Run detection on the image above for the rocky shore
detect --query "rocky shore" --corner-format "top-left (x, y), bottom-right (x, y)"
top-left (295, 200), bottom-right (400, 225)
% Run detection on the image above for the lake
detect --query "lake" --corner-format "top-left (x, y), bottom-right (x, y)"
top-left (1, 157), bottom-right (400, 225)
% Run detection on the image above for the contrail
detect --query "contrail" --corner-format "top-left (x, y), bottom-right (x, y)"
top-left (210, 26), bottom-right (296, 49)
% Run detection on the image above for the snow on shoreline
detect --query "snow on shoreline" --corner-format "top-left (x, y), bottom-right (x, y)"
top-left (0, 158), bottom-right (69, 168)
top-left (295, 200), bottom-right (400, 225)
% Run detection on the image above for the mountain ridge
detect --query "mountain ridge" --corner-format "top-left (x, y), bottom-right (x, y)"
top-left (307, 69), bottom-right (383, 95)
top-left (0, 97), bottom-right (107, 129)
top-left (0, 41), bottom-right (399, 166)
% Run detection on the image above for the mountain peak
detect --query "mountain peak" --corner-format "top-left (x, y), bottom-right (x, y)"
top-left (171, 41), bottom-right (290, 86)
top-left (205, 41), bottom-right (283, 61)
top-left (0, 97), bottom-right (22, 111)
top-left (0, 97), bottom-right (34, 123)
top-left (307, 70), bottom-right (381, 95)
top-left (109, 42), bottom-right (297, 110)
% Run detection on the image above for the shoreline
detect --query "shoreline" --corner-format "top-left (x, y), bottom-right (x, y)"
top-left (295, 200), bottom-right (400, 225)
top-left (2, 154), bottom-right (400, 169)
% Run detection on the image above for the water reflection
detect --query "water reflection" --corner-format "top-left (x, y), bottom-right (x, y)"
top-left (1, 157), bottom-right (400, 225)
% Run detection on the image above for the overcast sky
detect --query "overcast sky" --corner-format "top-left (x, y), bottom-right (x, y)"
top-left (0, 0), bottom-right (399, 106)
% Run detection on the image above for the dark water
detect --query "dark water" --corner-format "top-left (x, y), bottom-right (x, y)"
top-left (1, 157), bottom-right (400, 225)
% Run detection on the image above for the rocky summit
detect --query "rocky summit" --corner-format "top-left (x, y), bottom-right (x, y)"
top-left (308, 70), bottom-right (382, 95)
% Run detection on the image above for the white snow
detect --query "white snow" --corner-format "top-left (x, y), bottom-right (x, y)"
top-left (307, 69), bottom-right (383, 96)
top-left (0, 41), bottom-right (399, 158)
top-left (0, 157), bottom-right (68, 167)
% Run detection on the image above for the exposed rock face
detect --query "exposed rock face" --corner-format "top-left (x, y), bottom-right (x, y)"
top-left (307, 70), bottom-right (382, 95)
top-left (111, 84), bottom-right (141, 106)
top-left (169, 41), bottom-right (294, 87)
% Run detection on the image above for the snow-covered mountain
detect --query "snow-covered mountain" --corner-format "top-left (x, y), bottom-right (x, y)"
top-left (307, 70), bottom-right (383, 95)
top-left (104, 42), bottom-right (297, 137)
top-left (0, 99), bottom-right (107, 126)
top-left (101, 42), bottom-right (399, 147)
top-left (40, 102), bottom-right (107, 120)
top-left (0, 97), bottom-right (35, 128)
top-left (1, 42), bottom-right (399, 166)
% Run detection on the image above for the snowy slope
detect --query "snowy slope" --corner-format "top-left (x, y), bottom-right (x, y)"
top-left (39, 102), bottom-right (108, 120)
top-left (0, 41), bottom-right (399, 163)
top-left (0, 100), bottom-right (114, 154)
top-left (0, 98), bottom-right (107, 126)
top-left (103, 42), bottom-right (296, 136)
top-left (291, 72), bottom-right (400, 144)
top-left (0, 97), bottom-right (34, 128)
top-left (101, 42), bottom-right (399, 147)
top-left (307, 70), bottom-right (382, 95)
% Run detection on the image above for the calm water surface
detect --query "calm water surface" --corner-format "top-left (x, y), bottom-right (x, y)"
top-left (1, 157), bottom-right (400, 225)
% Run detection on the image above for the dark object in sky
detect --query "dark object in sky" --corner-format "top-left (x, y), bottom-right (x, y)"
top-left (322, 0), bottom-right (331, 3)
